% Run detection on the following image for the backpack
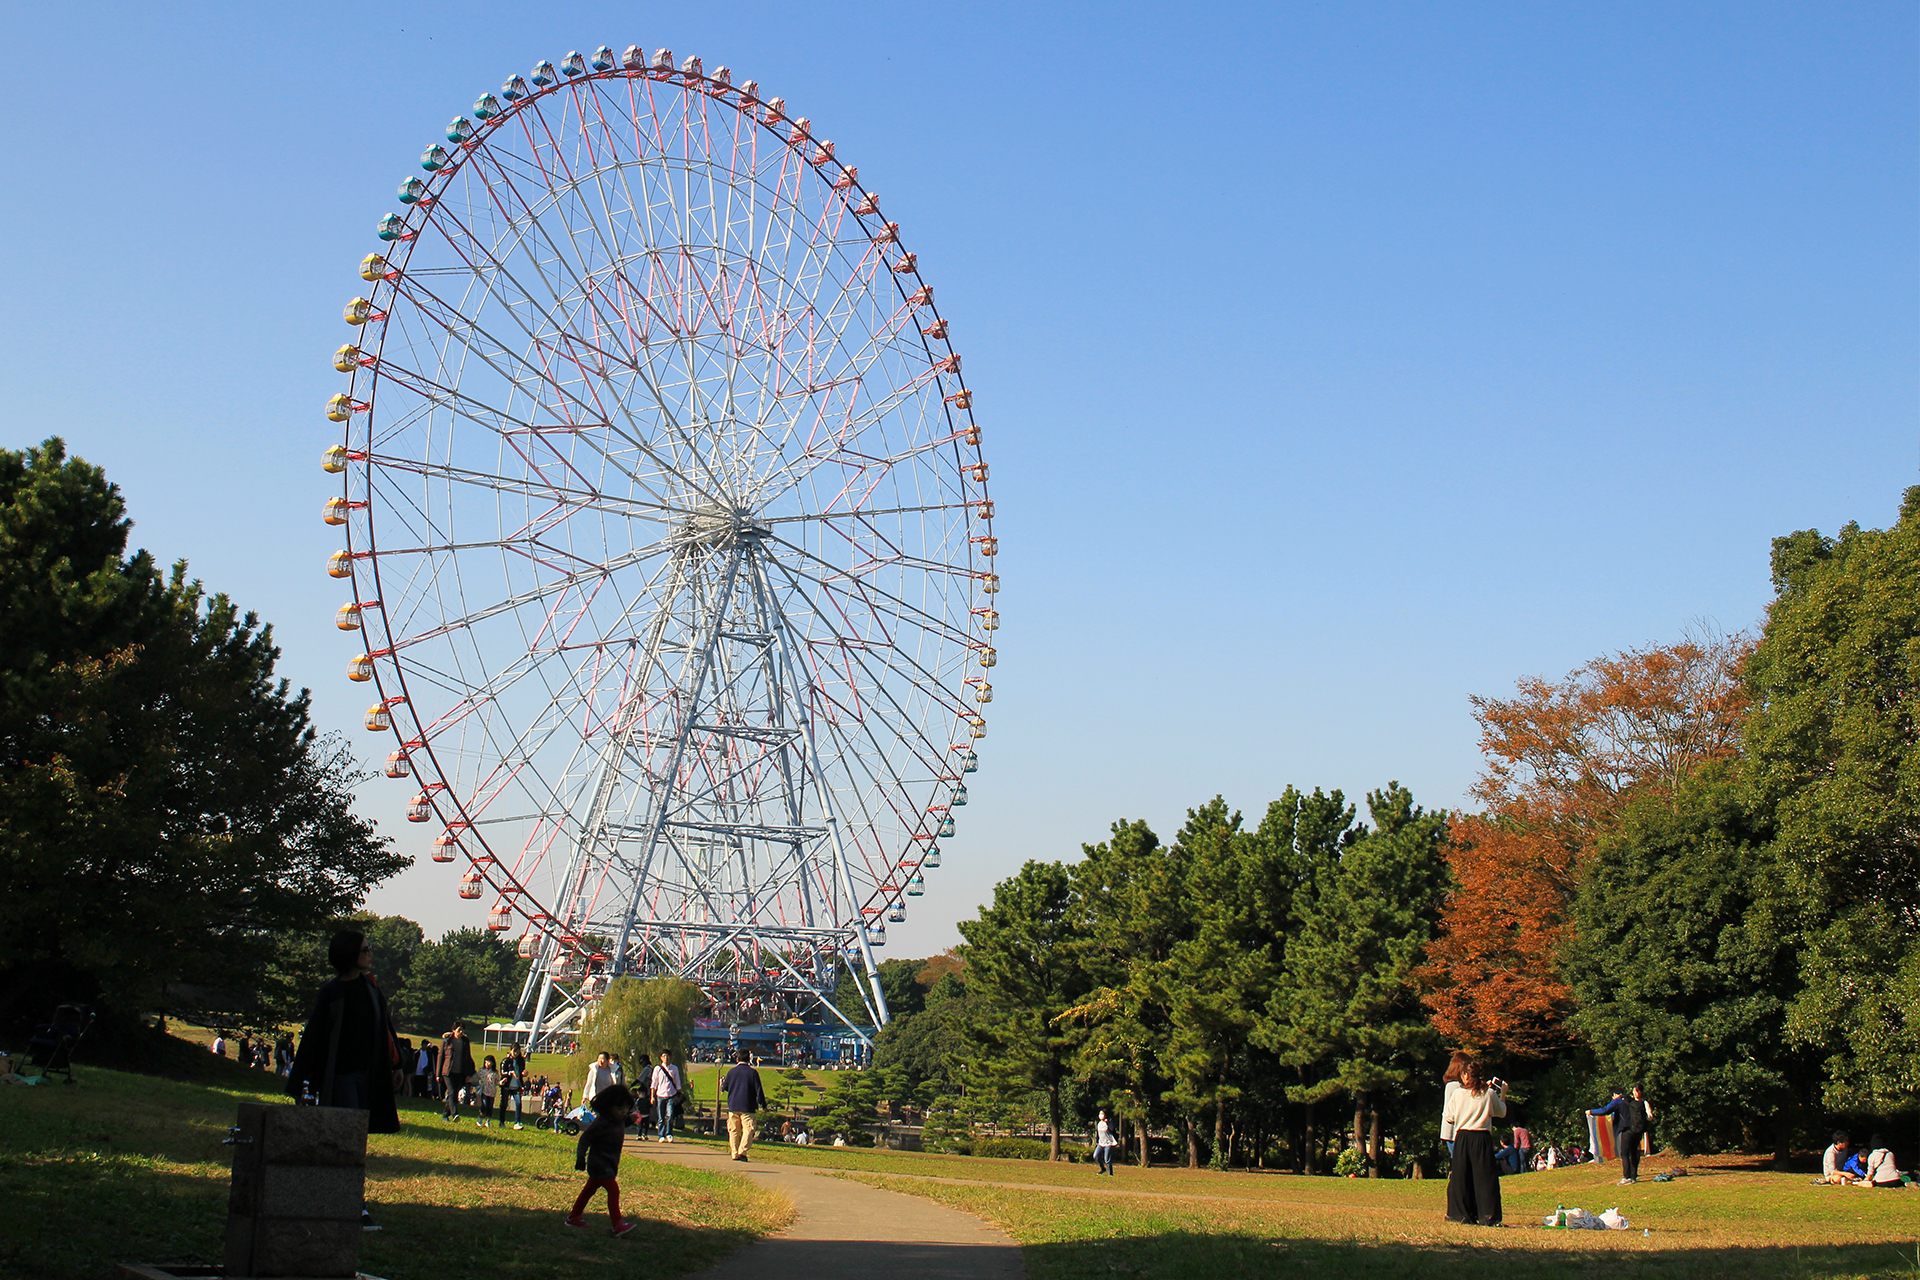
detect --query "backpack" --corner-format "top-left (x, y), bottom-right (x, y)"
top-left (1623, 1099), bottom-right (1647, 1137)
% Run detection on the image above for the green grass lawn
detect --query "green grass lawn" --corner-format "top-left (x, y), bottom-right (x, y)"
top-left (733, 1142), bottom-right (1920, 1279)
top-left (0, 1056), bottom-right (790, 1280)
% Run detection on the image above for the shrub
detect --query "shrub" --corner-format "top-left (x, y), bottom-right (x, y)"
top-left (1333, 1147), bottom-right (1367, 1177)
top-left (971, 1137), bottom-right (1089, 1162)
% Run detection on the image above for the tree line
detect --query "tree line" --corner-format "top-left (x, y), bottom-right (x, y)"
top-left (871, 486), bottom-right (1919, 1169)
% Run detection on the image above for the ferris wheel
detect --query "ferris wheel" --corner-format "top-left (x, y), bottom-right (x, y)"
top-left (321, 44), bottom-right (996, 1044)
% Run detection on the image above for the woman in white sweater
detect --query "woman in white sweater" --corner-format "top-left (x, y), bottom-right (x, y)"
top-left (1438, 1051), bottom-right (1468, 1156)
top-left (1442, 1059), bottom-right (1506, 1227)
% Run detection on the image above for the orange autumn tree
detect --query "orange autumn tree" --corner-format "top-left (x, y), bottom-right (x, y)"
top-left (1421, 632), bottom-right (1751, 1058)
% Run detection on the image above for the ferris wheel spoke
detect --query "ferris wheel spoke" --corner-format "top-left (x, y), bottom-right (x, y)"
top-left (763, 534), bottom-right (976, 648)
top-left (377, 282), bottom-right (703, 510)
top-left (361, 451), bottom-right (678, 522)
top-left (416, 172), bottom-right (742, 507)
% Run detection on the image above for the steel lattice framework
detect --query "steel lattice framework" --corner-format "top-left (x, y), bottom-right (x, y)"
top-left (322, 45), bottom-right (997, 1045)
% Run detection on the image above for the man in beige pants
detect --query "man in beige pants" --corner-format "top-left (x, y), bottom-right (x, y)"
top-left (720, 1049), bottom-right (767, 1161)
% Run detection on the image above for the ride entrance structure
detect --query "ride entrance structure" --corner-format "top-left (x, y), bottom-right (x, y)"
top-left (321, 46), bottom-right (997, 1049)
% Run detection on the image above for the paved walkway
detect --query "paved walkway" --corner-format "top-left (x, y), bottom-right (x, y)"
top-left (624, 1136), bottom-right (1025, 1280)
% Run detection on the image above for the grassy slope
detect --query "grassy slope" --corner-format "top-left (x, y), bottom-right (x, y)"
top-left (731, 1143), bottom-right (1920, 1279)
top-left (0, 1056), bottom-right (791, 1280)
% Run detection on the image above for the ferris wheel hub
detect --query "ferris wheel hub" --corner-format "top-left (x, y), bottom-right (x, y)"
top-left (679, 503), bottom-right (768, 548)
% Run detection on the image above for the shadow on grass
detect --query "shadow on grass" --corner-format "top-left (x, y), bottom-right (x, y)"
top-left (360, 1199), bottom-right (763, 1279)
top-left (1021, 1232), bottom-right (1920, 1280)
top-left (2, 1148), bottom-right (770, 1280)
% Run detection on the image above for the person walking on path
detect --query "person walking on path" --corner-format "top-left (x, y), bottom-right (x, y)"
top-left (584, 1051), bottom-right (618, 1108)
top-left (438, 1024), bottom-right (476, 1122)
top-left (1442, 1059), bottom-right (1506, 1227)
top-left (1094, 1110), bottom-right (1118, 1175)
top-left (649, 1050), bottom-right (683, 1142)
top-left (286, 929), bottom-right (404, 1232)
top-left (1588, 1085), bottom-right (1649, 1184)
top-left (722, 1048), bottom-right (768, 1161)
top-left (567, 1083), bottom-right (636, 1237)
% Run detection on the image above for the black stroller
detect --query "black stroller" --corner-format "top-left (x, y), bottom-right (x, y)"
top-left (26, 1004), bottom-right (95, 1083)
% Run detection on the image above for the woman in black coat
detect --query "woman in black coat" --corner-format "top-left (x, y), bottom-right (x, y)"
top-left (286, 930), bottom-right (403, 1137)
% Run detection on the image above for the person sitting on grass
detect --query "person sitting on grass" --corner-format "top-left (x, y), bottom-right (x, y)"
top-left (1861, 1135), bottom-right (1905, 1188)
top-left (1820, 1131), bottom-right (1857, 1185)
top-left (568, 1083), bottom-right (636, 1237)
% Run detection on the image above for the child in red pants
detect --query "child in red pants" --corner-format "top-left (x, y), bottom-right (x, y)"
top-left (568, 1083), bottom-right (634, 1236)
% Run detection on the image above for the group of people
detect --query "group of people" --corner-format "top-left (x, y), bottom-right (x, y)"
top-left (583, 1049), bottom-right (689, 1143)
top-left (1821, 1132), bottom-right (1905, 1188)
top-left (210, 1031), bottom-right (295, 1073)
top-left (1442, 1055), bottom-right (1661, 1227)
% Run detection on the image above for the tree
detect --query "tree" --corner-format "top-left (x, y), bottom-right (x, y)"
top-left (1261, 785), bottom-right (1449, 1177)
top-left (1743, 488), bottom-right (1920, 1114)
top-left (573, 977), bottom-right (703, 1094)
top-left (1564, 762), bottom-right (1810, 1159)
top-left (1159, 799), bottom-right (1279, 1169)
top-left (1065, 819), bottom-right (1180, 1167)
top-left (1422, 634), bottom-right (1750, 1058)
top-left (829, 956), bottom-right (927, 1025)
top-left (0, 439), bottom-right (404, 1030)
top-left (873, 970), bottom-right (975, 1106)
top-left (391, 927), bottom-right (528, 1034)
top-left (958, 860), bottom-right (1085, 1159)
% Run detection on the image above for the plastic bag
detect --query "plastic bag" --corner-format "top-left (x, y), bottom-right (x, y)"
top-left (1598, 1208), bottom-right (1631, 1230)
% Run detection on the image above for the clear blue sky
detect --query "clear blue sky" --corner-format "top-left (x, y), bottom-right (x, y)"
top-left (4, 2), bottom-right (1913, 952)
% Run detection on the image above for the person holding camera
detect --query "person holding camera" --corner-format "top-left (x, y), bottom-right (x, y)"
top-left (1442, 1059), bottom-right (1507, 1227)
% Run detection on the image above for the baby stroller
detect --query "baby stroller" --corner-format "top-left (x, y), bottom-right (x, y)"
top-left (535, 1088), bottom-right (569, 1131)
top-left (26, 1004), bottom-right (94, 1083)
top-left (559, 1104), bottom-right (594, 1136)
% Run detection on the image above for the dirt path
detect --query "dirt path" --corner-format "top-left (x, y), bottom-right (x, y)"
top-left (624, 1136), bottom-right (1025, 1280)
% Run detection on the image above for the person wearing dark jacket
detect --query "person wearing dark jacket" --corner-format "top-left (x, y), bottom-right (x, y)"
top-left (568, 1084), bottom-right (635, 1236)
top-left (286, 930), bottom-right (404, 1231)
top-left (721, 1049), bottom-right (768, 1161)
top-left (438, 1024), bottom-right (476, 1121)
top-left (1588, 1086), bottom-right (1649, 1184)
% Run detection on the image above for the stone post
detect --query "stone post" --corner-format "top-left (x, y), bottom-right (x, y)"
top-left (223, 1103), bottom-right (366, 1278)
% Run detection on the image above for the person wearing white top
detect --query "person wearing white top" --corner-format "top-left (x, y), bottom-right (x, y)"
top-left (649, 1051), bottom-right (683, 1142)
top-left (583, 1052), bottom-right (618, 1107)
top-left (1439, 1051), bottom-right (1469, 1156)
top-left (1442, 1061), bottom-right (1507, 1227)
top-left (1094, 1109), bottom-right (1119, 1176)
top-left (1862, 1135), bottom-right (1903, 1188)
top-left (1822, 1131), bottom-right (1857, 1185)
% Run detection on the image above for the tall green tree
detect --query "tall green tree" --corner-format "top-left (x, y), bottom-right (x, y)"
top-left (1260, 785), bottom-right (1449, 1176)
top-left (1065, 819), bottom-right (1181, 1166)
top-left (958, 859), bottom-right (1086, 1158)
top-left (1160, 799), bottom-right (1280, 1168)
top-left (1564, 763), bottom-right (1810, 1159)
top-left (574, 976), bottom-right (703, 1094)
top-left (0, 439), bottom-right (403, 1029)
top-left (873, 971), bottom-right (975, 1105)
top-left (1744, 487), bottom-right (1920, 1114)
top-left (391, 926), bottom-right (529, 1034)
